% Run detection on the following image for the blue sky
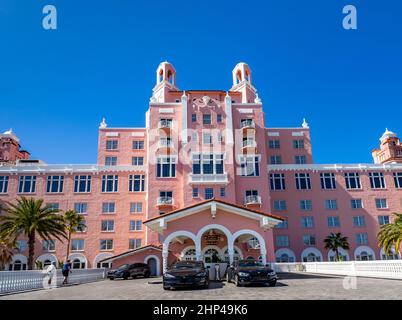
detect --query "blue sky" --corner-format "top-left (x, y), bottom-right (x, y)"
top-left (0, 0), bottom-right (401, 164)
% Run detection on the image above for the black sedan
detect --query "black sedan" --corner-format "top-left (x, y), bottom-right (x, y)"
top-left (163, 261), bottom-right (209, 290)
top-left (107, 263), bottom-right (151, 280)
top-left (226, 260), bottom-right (277, 287)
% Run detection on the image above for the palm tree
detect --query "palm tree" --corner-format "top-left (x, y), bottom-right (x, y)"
top-left (0, 236), bottom-right (17, 270)
top-left (324, 232), bottom-right (350, 261)
top-left (378, 213), bottom-right (402, 256)
top-left (63, 210), bottom-right (86, 261)
top-left (0, 197), bottom-right (67, 270)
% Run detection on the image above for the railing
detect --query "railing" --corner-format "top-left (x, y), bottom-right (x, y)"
top-left (240, 120), bottom-right (255, 129)
top-left (157, 140), bottom-right (174, 148)
top-left (0, 268), bottom-right (106, 295)
top-left (157, 196), bottom-right (174, 206)
top-left (158, 120), bottom-right (173, 129)
top-left (273, 261), bottom-right (402, 280)
top-left (242, 140), bottom-right (257, 148)
top-left (244, 195), bottom-right (262, 205)
top-left (188, 173), bottom-right (228, 184)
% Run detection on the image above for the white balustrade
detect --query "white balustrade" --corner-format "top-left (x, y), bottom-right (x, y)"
top-left (0, 269), bottom-right (106, 295)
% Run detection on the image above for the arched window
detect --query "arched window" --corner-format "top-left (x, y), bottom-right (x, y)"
top-left (357, 251), bottom-right (373, 261)
top-left (182, 248), bottom-right (196, 261)
top-left (276, 254), bottom-right (290, 263)
top-left (43, 259), bottom-right (52, 267)
top-left (13, 260), bottom-right (22, 271)
top-left (303, 253), bottom-right (321, 262)
top-left (247, 237), bottom-right (260, 249)
top-left (72, 258), bottom-right (85, 269)
top-left (223, 248), bottom-right (241, 263)
top-left (204, 248), bottom-right (220, 263)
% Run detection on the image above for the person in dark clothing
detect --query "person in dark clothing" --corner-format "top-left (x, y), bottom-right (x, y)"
top-left (62, 260), bottom-right (72, 285)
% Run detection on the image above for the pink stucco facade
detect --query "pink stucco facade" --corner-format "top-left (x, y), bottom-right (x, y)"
top-left (0, 62), bottom-right (401, 275)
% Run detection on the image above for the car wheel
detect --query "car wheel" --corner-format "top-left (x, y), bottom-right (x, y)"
top-left (204, 279), bottom-right (209, 289)
top-left (235, 275), bottom-right (241, 287)
top-left (123, 273), bottom-right (129, 280)
top-left (144, 272), bottom-right (150, 278)
top-left (268, 280), bottom-right (277, 287)
top-left (109, 278), bottom-right (114, 281)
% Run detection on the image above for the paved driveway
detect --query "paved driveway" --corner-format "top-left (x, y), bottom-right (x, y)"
top-left (1, 273), bottom-right (401, 300)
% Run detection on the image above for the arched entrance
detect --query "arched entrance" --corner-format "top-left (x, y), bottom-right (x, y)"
top-left (147, 257), bottom-right (158, 276)
top-left (232, 229), bottom-right (267, 265)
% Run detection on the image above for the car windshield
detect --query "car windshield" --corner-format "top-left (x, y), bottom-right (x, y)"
top-left (238, 261), bottom-right (264, 267)
top-left (172, 262), bottom-right (202, 270)
top-left (117, 264), bottom-right (129, 270)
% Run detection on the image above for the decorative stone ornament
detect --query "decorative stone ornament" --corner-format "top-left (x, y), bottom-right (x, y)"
top-left (302, 118), bottom-right (309, 129)
top-left (99, 118), bottom-right (107, 129)
top-left (202, 96), bottom-right (211, 105)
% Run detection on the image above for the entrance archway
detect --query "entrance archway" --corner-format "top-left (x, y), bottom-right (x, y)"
top-left (232, 229), bottom-right (267, 264)
top-left (145, 255), bottom-right (160, 276)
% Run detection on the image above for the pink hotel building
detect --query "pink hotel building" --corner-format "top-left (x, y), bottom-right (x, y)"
top-left (1, 62), bottom-right (401, 275)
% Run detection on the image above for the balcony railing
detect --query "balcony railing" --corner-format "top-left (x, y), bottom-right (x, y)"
top-left (157, 140), bottom-right (174, 149)
top-left (188, 173), bottom-right (229, 185)
top-left (157, 197), bottom-right (174, 206)
top-left (244, 195), bottom-right (262, 206)
top-left (242, 140), bottom-right (257, 148)
top-left (240, 120), bottom-right (256, 129)
top-left (158, 120), bottom-right (173, 129)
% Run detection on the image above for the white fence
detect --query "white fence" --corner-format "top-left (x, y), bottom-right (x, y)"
top-left (0, 269), bottom-right (106, 295)
top-left (273, 260), bottom-right (402, 280)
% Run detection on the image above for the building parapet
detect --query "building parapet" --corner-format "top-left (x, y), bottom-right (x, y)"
top-left (267, 163), bottom-right (402, 172)
top-left (0, 164), bottom-right (147, 174)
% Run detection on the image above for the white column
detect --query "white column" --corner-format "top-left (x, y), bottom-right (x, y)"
top-left (181, 92), bottom-right (188, 145)
top-left (260, 252), bottom-right (267, 265)
top-left (228, 249), bottom-right (234, 265)
top-left (225, 92), bottom-right (234, 145)
top-left (162, 251), bottom-right (169, 274)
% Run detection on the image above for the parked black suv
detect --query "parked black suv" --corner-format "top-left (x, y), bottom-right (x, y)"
top-left (226, 259), bottom-right (277, 287)
top-left (107, 263), bottom-right (151, 280)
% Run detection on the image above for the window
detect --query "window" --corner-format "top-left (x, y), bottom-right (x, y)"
top-left (42, 240), bottom-right (56, 252)
top-left (220, 187), bottom-right (225, 197)
top-left (132, 140), bottom-right (144, 150)
top-left (129, 175), bottom-right (145, 192)
top-left (300, 200), bottom-right (312, 211)
top-left (303, 235), bottom-right (316, 246)
top-left (301, 216), bottom-right (314, 228)
top-left (71, 239), bottom-right (84, 251)
top-left (192, 187), bottom-right (199, 198)
top-left (130, 220), bottom-right (142, 231)
top-left (351, 199), bottom-right (363, 209)
top-left (202, 133), bottom-right (212, 145)
top-left (191, 114), bottom-right (197, 122)
top-left (130, 202), bottom-right (142, 213)
top-left (105, 156), bottom-right (117, 166)
top-left (293, 140), bottom-right (305, 149)
top-left (102, 175), bottom-right (118, 192)
top-left (16, 240), bottom-right (27, 252)
top-left (203, 114), bottom-right (211, 125)
top-left (269, 140), bottom-right (280, 149)
top-left (74, 175), bottom-right (91, 193)
top-left (327, 216), bottom-right (340, 228)
top-left (102, 202), bottom-right (115, 213)
top-left (355, 233), bottom-right (368, 245)
top-left (378, 215), bottom-right (390, 225)
top-left (344, 172), bottom-right (361, 189)
top-left (353, 216), bottom-right (366, 227)
top-left (320, 173), bottom-right (336, 190)
top-left (132, 157), bottom-right (144, 166)
top-left (156, 157), bottom-right (176, 178)
top-left (295, 173), bottom-right (311, 190)
top-left (129, 239), bottom-right (142, 250)
top-left (270, 173), bottom-right (286, 190)
top-left (295, 155), bottom-right (306, 164)
top-left (191, 132), bottom-right (198, 142)
top-left (325, 199), bottom-right (338, 210)
top-left (0, 176), bottom-right (9, 193)
top-left (100, 239), bottom-right (113, 250)
top-left (205, 188), bottom-right (214, 200)
top-left (18, 176), bottom-right (36, 193)
top-left (276, 235), bottom-right (289, 247)
top-left (47, 203), bottom-right (59, 210)
top-left (46, 176), bottom-right (64, 193)
top-left (375, 198), bottom-right (388, 209)
top-left (273, 200), bottom-right (287, 211)
top-left (217, 132), bottom-right (224, 143)
top-left (106, 140), bottom-right (118, 150)
top-left (275, 219), bottom-right (288, 229)
top-left (101, 220), bottom-right (115, 232)
top-left (160, 118), bottom-right (173, 128)
top-left (217, 114), bottom-right (222, 123)
top-left (393, 172), bottom-right (402, 188)
top-left (369, 172), bottom-right (386, 189)
top-left (240, 156), bottom-right (260, 177)
top-left (192, 154), bottom-right (224, 175)
top-left (270, 156), bottom-right (282, 164)
top-left (74, 203), bottom-right (88, 214)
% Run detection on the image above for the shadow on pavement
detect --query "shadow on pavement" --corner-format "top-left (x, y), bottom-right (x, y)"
top-left (277, 272), bottom-right (341, 280)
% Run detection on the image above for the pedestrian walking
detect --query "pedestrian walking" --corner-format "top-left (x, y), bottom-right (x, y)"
top-left (62, 260), bottom-right (72, 285)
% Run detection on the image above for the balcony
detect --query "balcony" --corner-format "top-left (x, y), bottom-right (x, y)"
top-left (158, 120), bottom-right (173, 132)
top-left (157, 140), bottom-right (174, 153)
top-left (244, 195), bottom-right (262, 208)
top-left (157, 197), bottom-right (174, 209)
top-left (240, 119), bottom-right (256, 133)
top-left (188, 173), bottom-right (229, 185)
top-left (241, 139), bottom-right (257, 154)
